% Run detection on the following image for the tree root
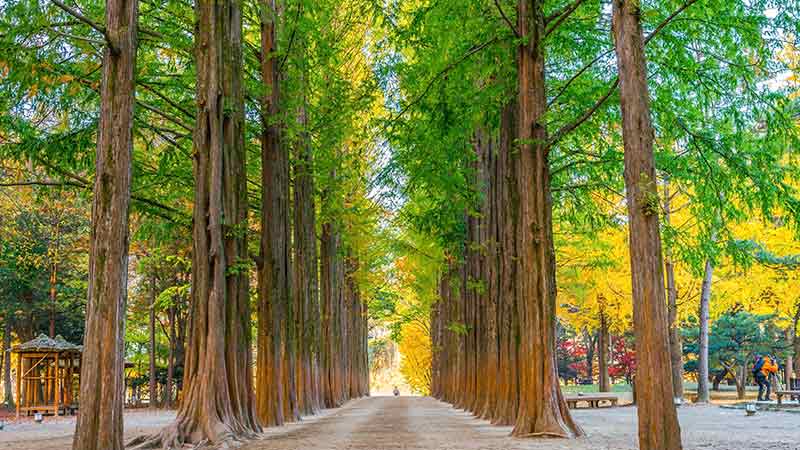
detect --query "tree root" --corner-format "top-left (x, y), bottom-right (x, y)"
top-left (511, 431), bottom-right (570, 439)
top-left (126, 421), bottom-right (259, 450)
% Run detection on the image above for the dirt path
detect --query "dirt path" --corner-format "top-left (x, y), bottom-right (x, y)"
top-left (0, 410), bottom-right (175, 450)
top-left (243, 396), bottom-right (800, 450)
top-left (7, 396), bottom-right (800, 449)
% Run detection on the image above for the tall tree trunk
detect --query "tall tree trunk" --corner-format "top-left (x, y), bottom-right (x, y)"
top-left (165, 304), bottom-right (176, 408)
top-left (583, 331), bottom-right (595, 383)
top-left (320, 222), bottom-right (336, 408)
top-left (131, 0), bottom-right (259, 444)
top-left (292, 64), bottom-right (319, 415)
top-left (511, 0), bottom-right (580, 438)
top-left (294, 66), bottom-right (322, 415)
top-left (3, 321), bottom-right (13, 408)
top-left (71, 0), bottom-right (137, 447)
top-left (612, 1), bottom-right (682, 449)
top-left (735, 364), bottom-right (746, 400)
top-left (49, 261), bottom-right (58, 338)
top-left (494, 101), bottom-right (518, 427)
top-left (663, 179), bottom-right (684, 399)
top-left (175, 299), bottom-right (186, 400)
top-left (788, 308), bottom-right (799, 387)
top-left (256, 0), bottom-right (294, 427)
top-left (480, 129), bottom-right (499, 420)
top-left (149, 275), bottom-right (158, 409)
top-left (697, 259), bottom-right (713, 403)
top-left (785, 328), bottom-right (794, 386)
top-left (598, 311), bottom-right (610, 392)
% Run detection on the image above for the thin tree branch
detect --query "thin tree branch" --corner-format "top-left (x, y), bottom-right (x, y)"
top-left (545, 0), bottom-right (587, 37)
top-left (389, 37), bottom-right (499, 125)
top-left (548, 77), bottom-right (619, 148)
top-left (643, 0), bottom-right (700, 46)
top-left (547, 0), bottom-right (702, 148)
top-left (0, 180), bottom-right (188, 222)
top-left (139, 83), bottom-right (195, 120)
top-left (548, 49), bottom-right (614, 108)
top-left (278, 3), bottom-right (303, 71)
top-left (50, 0), bottom-right (117, 52)
top-left (0, 181), bottom-right (86, 188)
top-left (138, 101), bottom-right (194, 132)
top-left (493, 0), bottom-right (519, 37)
top-left (51, 30), bottom-right (105, 47)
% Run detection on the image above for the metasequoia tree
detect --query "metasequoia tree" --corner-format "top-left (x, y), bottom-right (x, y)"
top-left (293, 80), bottom-right (321, 416)
top-left (424, 0), bottom-right (707, 439)
top-left (510, 0), bottom-right (580, 437)
top-left (598, 310), bottom-right (611, 392)
top-left (70, 0), bottom-right (138, 447)
top-left (696, 258), bottom-right (713, 402)
top-left (148, 274), bottom-right (158, 409)
top-left (256, 0), bottom-right (295, 427)
top-left (130, 0), bottom-right (260, 445)
top-left (663, 179), bottom-right (684, 399)
top-left (255, 2), bottom-right (370, 421)
top-left (612, 0), bottom-right (682, 449)
top-left (321, 220), bottom-right (344, 407)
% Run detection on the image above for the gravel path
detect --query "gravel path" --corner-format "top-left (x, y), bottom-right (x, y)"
top-left (243, 396), bottom-right (800, 450)
top-left (6, 396), bottom-right (800, 449)
top-left (0, 409), bottom-right (175, 450)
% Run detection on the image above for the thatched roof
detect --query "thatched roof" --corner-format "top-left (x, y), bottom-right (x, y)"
top-left (11, 334), bottom-right (82, 353)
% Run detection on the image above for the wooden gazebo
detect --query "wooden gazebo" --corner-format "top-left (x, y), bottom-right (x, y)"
top-left (12, 334), bottom-right (82, 418)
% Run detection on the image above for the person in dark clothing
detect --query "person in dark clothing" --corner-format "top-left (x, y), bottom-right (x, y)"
top-left (754, 354), bottom-right (779, 401)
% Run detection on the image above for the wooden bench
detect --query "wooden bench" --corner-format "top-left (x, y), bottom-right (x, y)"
top-left (565, 394), bottom-right (618, 409)
top-left (775, 390), bottom-right (800, 405)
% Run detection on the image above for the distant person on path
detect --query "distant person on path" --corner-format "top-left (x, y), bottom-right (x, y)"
top-left (393, 386), bottom-right (400, 396)
top-left (754, 354), bottom-right (779, 401)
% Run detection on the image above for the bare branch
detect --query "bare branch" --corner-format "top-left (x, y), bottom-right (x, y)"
top-left (643, 0), bottom-right (701, 46)
top-left (138, 101), bottom-right (194, 132)
top-left (0, 179), bottom-right (187, 222)
top-left (545, 0), bottom-right (588, 37)
top-left (51, 30), bottom-right (105, 48)
top-left (548, 49), bottom-right (614, 108)
top-left (49, 0), bottom-right (117, 52)
top-left (140, 83), bottom-right (195, 120)
top-left (0, 180), bottom-right (85, 188)
top-left (493, 0), bottom-right (519, 37)
top-left (547, 0), bottom-right (702, 148)
top-left (388, 37), bottom-right (499, 125)
top-left (548, 77), bottom-right (618, 149)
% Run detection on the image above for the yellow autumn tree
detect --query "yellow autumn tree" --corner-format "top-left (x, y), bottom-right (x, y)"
top-left (398, 321), bottom-right (432, 395)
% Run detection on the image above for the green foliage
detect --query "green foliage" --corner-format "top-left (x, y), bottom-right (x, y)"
top-left (683, 310), bottom-right (788, 376)
top-left (0, 184), bottom-right (89, 342)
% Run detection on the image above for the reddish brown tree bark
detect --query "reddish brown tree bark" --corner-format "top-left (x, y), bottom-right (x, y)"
top-left (598, 310), bottom-right (611, 392)
top-left (3, 321), bottom-right (13, 408)
top-left (71, 0), bottom-right (137, 447)
top-left (494, 101), bottom-right (519, 427)
top-left (320, 221), bottom-right (342, 408)
top-left (130, 0), bottom-right (259, 445)
top-left (148, 274), bottom-right (158, 409)
top-left (293, 96), bottom-right (320, 415)
top-left (479, 129), bottom-right (499, 420)
top-left (663, 179), bottom-right (684, 399)
top-left (511, 0), bottom-right (581, 438)
top-left (612, 0), bottom-right (683, 448)
top-left (255, 0), bottom-right (294, 428)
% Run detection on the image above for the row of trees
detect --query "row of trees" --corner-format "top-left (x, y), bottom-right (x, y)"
top-left (2, 0), bottom-right (384, 448)
top-left (423, 0), bottom-right (678, 442)
top-left (382, 0), bottom-right (798, 449)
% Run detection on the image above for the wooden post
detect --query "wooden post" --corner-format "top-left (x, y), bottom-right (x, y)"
top-left (46, 357), bottom-right (53, 409)
top-left (15, 353), bottom-right (20, 419)
top-left (55, 352), bottom-right (60, 415)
